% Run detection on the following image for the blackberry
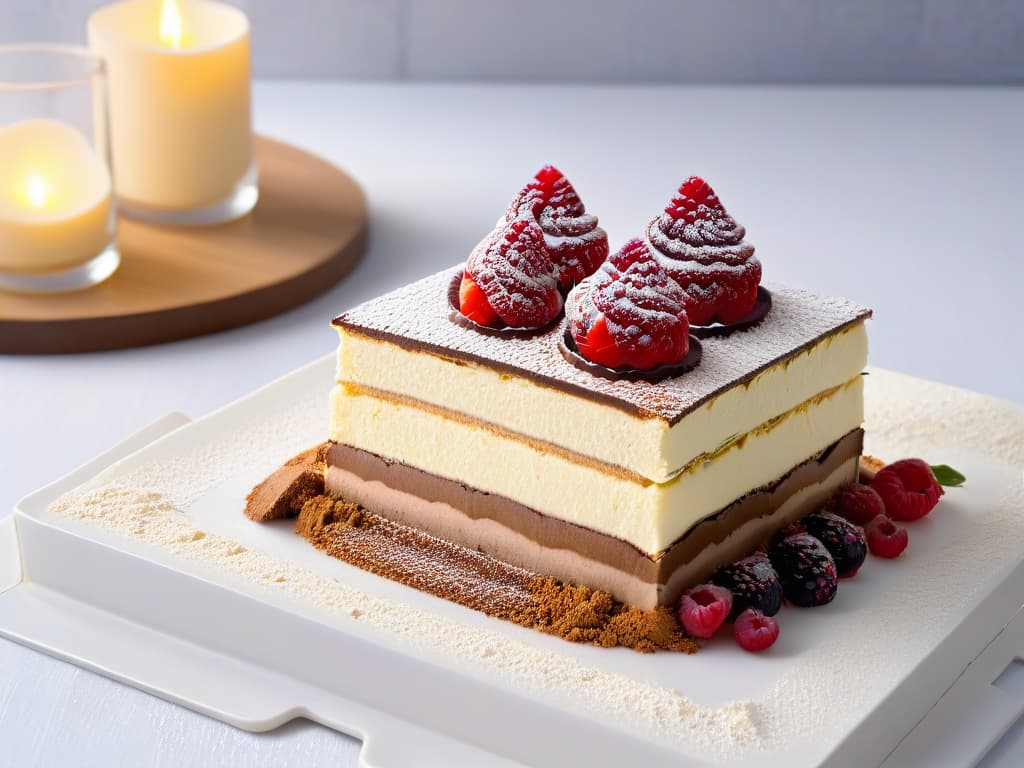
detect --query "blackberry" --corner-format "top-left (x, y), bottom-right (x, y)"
top-left (770, 534), bottom-right (838, 607)
top-left (713, 554), bottom-right (783, 618)
top-left (802, 512), bottom-right (868, 578)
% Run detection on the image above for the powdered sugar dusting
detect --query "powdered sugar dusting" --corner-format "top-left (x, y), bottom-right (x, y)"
top-left (466, 219), bottom-right (563, 328)
top-left (566, 239), bottom-right (690, 367)
top-left (335, 265), bottom-right (870, 423)
top-left (506, 166), bottom-right (609, 289)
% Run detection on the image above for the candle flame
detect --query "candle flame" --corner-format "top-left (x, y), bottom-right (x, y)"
top-left (159, 0), bottom-right (184, 49)
top-left (25, 174), bottom-right (49, 210)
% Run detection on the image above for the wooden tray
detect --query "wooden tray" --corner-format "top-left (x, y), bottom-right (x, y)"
top-left (0, 135), bottom-right (368, 354)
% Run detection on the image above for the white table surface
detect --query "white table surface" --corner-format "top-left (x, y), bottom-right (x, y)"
top-left (2, 81), bottom-right (1023, 768)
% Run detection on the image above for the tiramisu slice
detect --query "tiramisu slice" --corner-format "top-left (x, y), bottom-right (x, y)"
top-left (324, 172), bottom-right (869, 609)
top-left (330, 278), bottom-right (867, 609)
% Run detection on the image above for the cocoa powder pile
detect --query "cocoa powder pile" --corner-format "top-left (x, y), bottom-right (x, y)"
top-left (295, 494), bottom-right (696, 654)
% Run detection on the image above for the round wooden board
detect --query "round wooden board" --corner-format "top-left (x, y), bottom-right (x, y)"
top-left (0, 135), bottom-right (368, 354)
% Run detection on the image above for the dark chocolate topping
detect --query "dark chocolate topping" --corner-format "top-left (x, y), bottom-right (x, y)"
top-left (558, 331), bottom-right (703, 384)
top-left (690, 286), bottom-right (773, 339)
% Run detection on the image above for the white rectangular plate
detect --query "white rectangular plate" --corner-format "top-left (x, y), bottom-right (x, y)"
top-left (2, 356), bottom-right (1023, 767)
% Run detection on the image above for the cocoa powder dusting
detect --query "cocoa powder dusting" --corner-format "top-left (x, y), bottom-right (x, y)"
top-left (244, 445), bottom-right (326, 522)
top-left (295, 495), bottom-right (696, 654)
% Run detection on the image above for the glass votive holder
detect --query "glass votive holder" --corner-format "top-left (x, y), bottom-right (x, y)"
top-left (89, 0), bottom-right (258, 226)
top-left (0, 44), bottom-right (119, 293)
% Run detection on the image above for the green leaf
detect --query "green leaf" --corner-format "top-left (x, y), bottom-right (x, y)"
top-left (931, 464), bottom-right (966, 487)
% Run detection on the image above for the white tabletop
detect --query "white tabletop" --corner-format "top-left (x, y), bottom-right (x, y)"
top-left (2, 81), bottom-right (1023, 768)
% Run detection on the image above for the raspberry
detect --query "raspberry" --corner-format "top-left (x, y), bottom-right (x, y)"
top-left (645, 176), bottom-right (760, 326)
top-left (733, 609), bottom-right (780, 653)
top-left (865, 514), bottom-right (909, 558)
top-left (872, 459), bottom-right (944, 521)
top-left (713, 554), bottom-right (782, 618)
top-left (802, 512), bottom-right (868, 578)
top-left (463, 219), bottom-right (562, 329)
top-left (510, 165), bottom-right (608, 290)
top-left (770, 534), bottom-right (838, 607)
top-left (831, 482), bottom-right (885, 526)
top-left (676, 583), bottom-right (732, 639)
top-left (566, 238), bottom-right (690, 371)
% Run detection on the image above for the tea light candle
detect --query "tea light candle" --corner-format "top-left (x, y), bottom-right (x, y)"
top-left (0, 119), bottom-right (114, 274)
top-left (88, 0), bottom-right (252, 212)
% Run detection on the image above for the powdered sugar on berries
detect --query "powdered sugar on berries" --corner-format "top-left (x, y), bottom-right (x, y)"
top-left (645, 177), bottom-right (761, 325)
top-left (466, 218), bottom-right (562, 328)
top-left (566, 239), bottom-right (690, 370)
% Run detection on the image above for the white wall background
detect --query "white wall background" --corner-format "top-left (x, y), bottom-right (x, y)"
top-left (0, 0), bottom-right (1021, 83)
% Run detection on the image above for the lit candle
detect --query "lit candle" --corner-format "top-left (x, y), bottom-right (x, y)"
top-left (88, 0), bottom-right (253, 215)
top-left (0, 119), bottom-right (114, 274)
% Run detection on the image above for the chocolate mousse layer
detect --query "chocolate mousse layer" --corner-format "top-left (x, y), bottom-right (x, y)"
top-left (325, 428), bottom-right (862, 608)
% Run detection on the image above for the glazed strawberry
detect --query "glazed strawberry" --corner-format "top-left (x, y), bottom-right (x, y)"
top-left (646, 176), bottom-right (761, 325)
top-left (677, 583), bottom-right (732, 639)
top-left (733, 609), bottom-right (780, 652)
top-left (509, 165), bottom-right (609, 290)
top-left (831, 482), bottom-right (886, 526)
top-left (872, 458), bottom-right (944, 521)
top-left (462, 218), bottom-right (562, 329)
top-left (566, 238), bottom-right (690, 370)
top-left (865, 514), bottom-right (909, 558)
top-left (457, 272), bottom-right (499, 326)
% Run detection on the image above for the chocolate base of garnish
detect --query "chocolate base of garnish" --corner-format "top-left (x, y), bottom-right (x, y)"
top-left (558, 330), bottom-right (702, 384)
top-left (690, 286), bottom-right (773, 339)
top-left (446, 271), bottom-right (561, 338)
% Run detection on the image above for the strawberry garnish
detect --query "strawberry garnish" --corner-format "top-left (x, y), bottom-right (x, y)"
top-left (507, 166), bottom-right (608, 290)
top-left (566, 238), bottom-right (690, 370)
top-left (462, 218), bottom-right (562, 329)
top-left (457, 271), bottom-right (499, 327)
top-left (646, 176), bottom-right (761, 325)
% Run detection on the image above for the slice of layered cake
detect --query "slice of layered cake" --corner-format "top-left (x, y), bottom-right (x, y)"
top-left (325, 172), bottom-right (871, 610)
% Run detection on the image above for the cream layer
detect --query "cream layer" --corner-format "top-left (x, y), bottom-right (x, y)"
top-left (329, 375), bottom-right (864, 554)
top-left (335, 321), bottom-right (867, 483)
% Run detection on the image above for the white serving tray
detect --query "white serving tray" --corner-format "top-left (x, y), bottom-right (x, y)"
top-left (1, 356), bottom-right (1022, 767)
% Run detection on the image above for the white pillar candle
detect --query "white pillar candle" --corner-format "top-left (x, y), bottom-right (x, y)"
top-left (88, 0), bottom-right (252, 211)
top-left (0, 119), bottom-right (114, 274)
